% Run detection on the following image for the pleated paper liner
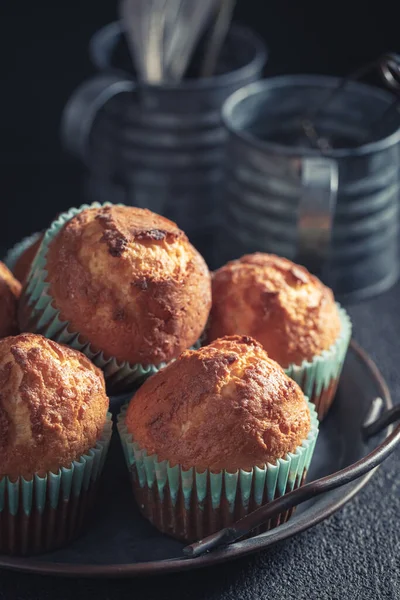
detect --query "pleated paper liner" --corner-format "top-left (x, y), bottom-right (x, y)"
top-left (18, 203), bottom-right (173, 394)
top-left (284, 305), bottom-right (352, 421)
top-left (117, 402), bottom-right (319, 543)
top-left (0, 413), bottom-right (112, 556)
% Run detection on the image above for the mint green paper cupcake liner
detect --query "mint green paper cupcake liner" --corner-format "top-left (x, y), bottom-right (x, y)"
top-left (117, 402), bottom-right (318, 542)
top-left (3, 232), bottom-right (42, 275)
top-left (18, 203), bottom-right (171, 393)
top-left (0, 413), bottom-right (112, 556)
top-left (284, 305), bottom-right (352, 420)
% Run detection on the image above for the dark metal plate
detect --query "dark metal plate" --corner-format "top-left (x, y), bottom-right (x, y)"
top-left (0, 340), bottom-right (392, 578)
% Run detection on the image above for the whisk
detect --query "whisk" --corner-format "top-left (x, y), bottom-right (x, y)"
top-left (199, 0), bottom-right (236, 78)
top-left (119, 0), bottom-right (235, 84)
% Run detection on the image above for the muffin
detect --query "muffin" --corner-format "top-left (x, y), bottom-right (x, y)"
top-left (14, 233), bottom-right (43, 282)
top-left (0, 333), bottom-right (112, 555)
top-left (18, 203), bottom-right (212, 392)
top-left (0, 261), bottom-right (21, 338)
top-left (207, 253), bottom-right (351, 419)
top-left (3, 232), bottom-right (43, 283)
top-left (118, 335), bottom-right (318, 542)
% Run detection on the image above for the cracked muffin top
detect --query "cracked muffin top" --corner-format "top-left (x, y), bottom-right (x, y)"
top-left (208, 253), bottom-right (341, 368)
top-left (44, 205), bottom-right (211, 365)
top-left (126, 335), bottom-right (311, 472)
top-left (0, 333), bottom-right (108, 480)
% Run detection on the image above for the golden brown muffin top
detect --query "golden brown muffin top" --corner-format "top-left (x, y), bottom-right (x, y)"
top-left (0, 333), bottom-right (109, 480)
top-left (45, 206), bottom-right (211, 365)
top-left (13, 234), bottom-right (43, 283)
top-left (208, 253), bottom-right (341, 368)
top-left (0, 261), bottom-right (21, 339)
top-left (126, 335), bottom-right (311, 472)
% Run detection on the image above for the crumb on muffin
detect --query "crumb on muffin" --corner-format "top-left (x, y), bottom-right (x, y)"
top-left (126, 335), bottom-right (311, 472)
top-left (0, 333), bottom-right (109, 480)
top-left (208, 253), bottom-right (341, 368)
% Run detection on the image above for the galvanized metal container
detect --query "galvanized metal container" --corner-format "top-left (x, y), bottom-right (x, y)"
top-left (219, 76), bottom-right (400, 301)
top-left (61, 21), bottom-right (267, 264)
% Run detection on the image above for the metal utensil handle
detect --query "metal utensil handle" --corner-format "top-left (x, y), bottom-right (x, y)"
top-left (60, 74), bottom-right (135, 162)
top-left (302, 53), bottom-right (400, 150)
top-left (297, 156), bottom-right (338, 276)
top-left (184, 403), bottom-right (400, 558)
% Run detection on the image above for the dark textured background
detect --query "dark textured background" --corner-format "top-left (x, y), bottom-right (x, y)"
top-left (0, 0), bottom-right (399, 250)
top-left (1, 0), bottom-right (400, 598)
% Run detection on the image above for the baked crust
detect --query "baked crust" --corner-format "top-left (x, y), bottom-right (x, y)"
top-left (208, 253), bottom-right (341, 367)
top-left (126, 335), bottom-right (311, 472)
top-left (0, 333), bottom-right (108, 480)
top-left (0, 261), bottom-right (21, 339)
top-left (13, 234), bottom-right (43, 282)
top-left (44, 206), bottom-right (211, 365)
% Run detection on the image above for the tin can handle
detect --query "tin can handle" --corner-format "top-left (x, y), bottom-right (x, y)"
top-left (297, 156), bottom-right (338, 277)
top-left (60, 74), bottom-right (135, 163)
